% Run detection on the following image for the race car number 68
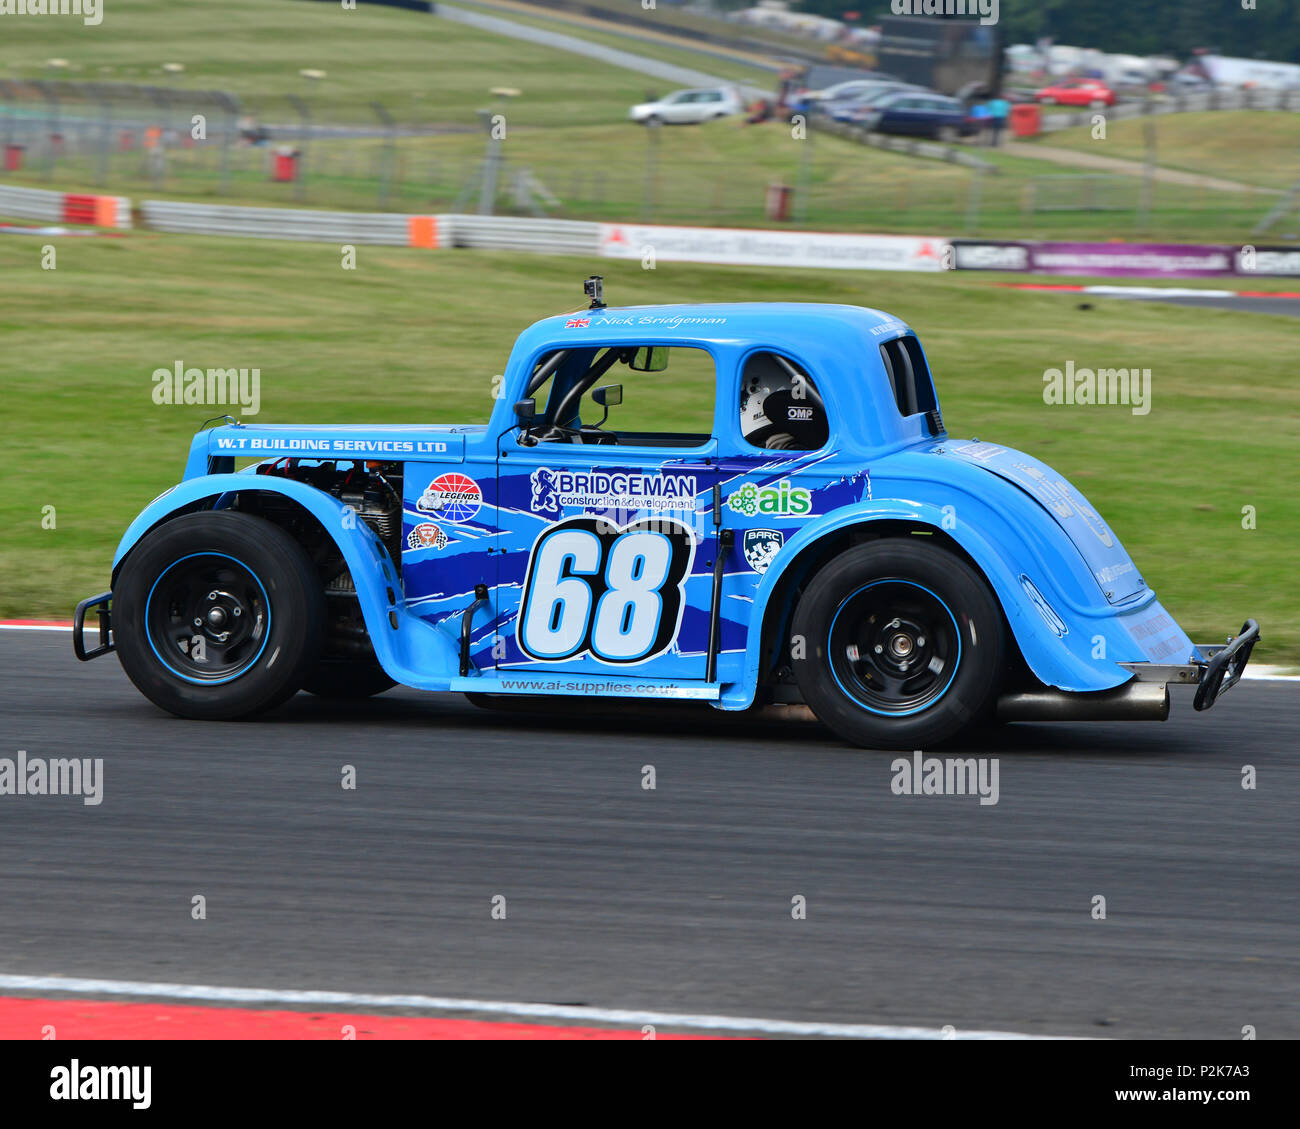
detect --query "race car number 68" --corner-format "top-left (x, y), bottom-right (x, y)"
top-left (518, 517), bottom-right (695, 664)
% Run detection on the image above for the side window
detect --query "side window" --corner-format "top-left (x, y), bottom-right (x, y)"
top-left (879, 334), bottom-right (942, 434)
top-left (522, 345), bottom-right (716, 449)
top-left (738, 352), bottom-right (828, 451)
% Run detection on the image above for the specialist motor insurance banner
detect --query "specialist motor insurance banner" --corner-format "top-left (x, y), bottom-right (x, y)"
top-left (600, 223), bottom-right (949, 272)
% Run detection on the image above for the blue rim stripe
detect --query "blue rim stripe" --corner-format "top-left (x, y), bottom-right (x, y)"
top-left (144, 552), bottom-right (271, 686)
top-left (827, 578), bottom-right (962, 718)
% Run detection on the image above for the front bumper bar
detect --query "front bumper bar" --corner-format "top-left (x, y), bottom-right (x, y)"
top-left (1118, 619), bottom-right (1260, 712)
top-left (73, 591), bottom-right (114, 661)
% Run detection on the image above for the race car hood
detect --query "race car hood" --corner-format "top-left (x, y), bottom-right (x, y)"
top-left (943, 440), bottom-right (1145, 605)
top-left (185, 423), bottom-right (472, 479)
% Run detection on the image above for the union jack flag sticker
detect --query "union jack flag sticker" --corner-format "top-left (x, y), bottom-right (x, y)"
top-left (565, 318), bottom-right (590, 328)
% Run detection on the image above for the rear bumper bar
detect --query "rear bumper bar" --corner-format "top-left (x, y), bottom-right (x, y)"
top-left (1118, 618), bottom-right (1260, 712)
top-left (73, 591), bottom-right (114, 661)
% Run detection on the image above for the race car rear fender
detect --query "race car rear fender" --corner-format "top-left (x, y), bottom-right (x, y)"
top-left (727, 500), bottom-right (1184, 710)
top-left (111, 474), bottom-right (461, 686)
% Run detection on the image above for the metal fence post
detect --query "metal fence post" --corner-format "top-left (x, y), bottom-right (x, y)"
top-left (371, 100), bottom-right (396, 211)
top-left (477, 108), bottom-right (503, 215)
top-left (795, 118), bottom-right (812, 224)
top-left (964, 165), bottom-right (986, 233)
top-left (33, 81), bottom-right (60, 182)
top-left (217, 92), bottom-right (239, 195)
top-left (287, 94), bottom-right (311, 203)
top-left (1136, 116), bottom-right (1156, 233)
top-left (640, 118), bottom-right (660, 221)
top-left (0, 80), bottom-right (14, 154)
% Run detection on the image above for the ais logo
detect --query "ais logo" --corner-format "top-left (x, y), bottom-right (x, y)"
top-left (727, 478), bottom-right (812, 518)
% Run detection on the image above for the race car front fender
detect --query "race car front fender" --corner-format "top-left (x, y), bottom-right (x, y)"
top-left (110, 474), bottom-right (462, 686)
top-left (730, 496), bottom-right (1193, 710)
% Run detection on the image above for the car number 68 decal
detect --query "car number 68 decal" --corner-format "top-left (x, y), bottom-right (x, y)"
top-left (517, 516), bottom-right (696, 664)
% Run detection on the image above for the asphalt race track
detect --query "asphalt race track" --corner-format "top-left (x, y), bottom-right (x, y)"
top-left (1, 629), bottom-right (1295, 1039)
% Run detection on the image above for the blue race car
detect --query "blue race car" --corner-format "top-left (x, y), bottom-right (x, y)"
top-left (75, 280), bottom-right (1258, 748)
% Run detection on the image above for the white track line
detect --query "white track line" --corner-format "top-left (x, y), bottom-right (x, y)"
top-left (8, 623), bottom-right (1297, 680)
top-left (0, 973), bottom-right (1063, 1040)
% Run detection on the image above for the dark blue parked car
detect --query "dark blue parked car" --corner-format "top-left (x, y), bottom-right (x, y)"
top-left (846, 90), bottom-right (976, 141)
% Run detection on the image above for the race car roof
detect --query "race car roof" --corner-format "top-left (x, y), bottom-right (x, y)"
top-left (518, 303), bottom-right (914, 353)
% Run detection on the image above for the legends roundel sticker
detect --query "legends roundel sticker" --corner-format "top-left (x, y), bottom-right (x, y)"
top-left (417, 473), bottom-right (482, 523)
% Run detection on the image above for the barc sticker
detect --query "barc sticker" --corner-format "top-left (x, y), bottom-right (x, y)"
top-left (742, 528), bottom-right (784, 573)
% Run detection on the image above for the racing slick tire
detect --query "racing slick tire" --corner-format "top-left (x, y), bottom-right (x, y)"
top-left (791, 539), bottom-right (1005, 749)
top-left (113, 511), bottom-right (325, 720)
top-left (302, 659), bottom-right (396, 699)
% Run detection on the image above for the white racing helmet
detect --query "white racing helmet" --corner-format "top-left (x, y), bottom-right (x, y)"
top-left (739, 354), bottom-right (825, 450)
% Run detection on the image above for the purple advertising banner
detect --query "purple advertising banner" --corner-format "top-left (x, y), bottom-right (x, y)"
top-left (950, 240), bottom-right (1300, 278)
top-left (1028, 242), bottom-right (1234, 278)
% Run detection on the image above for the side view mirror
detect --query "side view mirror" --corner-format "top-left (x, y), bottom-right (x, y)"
top-left (590, 384), bottom-right (622, 430)
top-left (513, 398), bottom-right (536, 425)
top-left (628, 347), bottom-right (669, 372)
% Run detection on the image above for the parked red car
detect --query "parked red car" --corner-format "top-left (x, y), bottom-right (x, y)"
top-left (1034, 78), bottom-right (1117, 107)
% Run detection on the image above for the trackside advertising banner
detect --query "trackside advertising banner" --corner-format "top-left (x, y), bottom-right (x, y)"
top-left (600, 223), bottom-right (948, 272)
top-left (951, 240), bottom-right (1300, 278)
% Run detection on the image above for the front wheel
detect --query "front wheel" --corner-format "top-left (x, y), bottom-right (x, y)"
top-left (113, 511), bottom-right (325, 719)
top-left (791, 539), bottom-right (1005, 749)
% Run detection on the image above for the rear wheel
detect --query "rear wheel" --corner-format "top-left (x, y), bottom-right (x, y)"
top-left (114, 511), bottom-right (325, 719)
top-left (790, 539), bottom-right (1004, 749)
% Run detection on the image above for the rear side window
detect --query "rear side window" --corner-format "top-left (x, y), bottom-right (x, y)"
top-left (739, 352), bottom-right (829, 451)
top-left (879, 335), bottom-right (943, 435)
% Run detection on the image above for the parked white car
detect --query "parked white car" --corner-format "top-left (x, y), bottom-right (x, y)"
top-left (629, 86), bottom-right (744, 124)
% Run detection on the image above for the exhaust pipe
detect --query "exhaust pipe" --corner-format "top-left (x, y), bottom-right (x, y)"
top-left (998, 682), bottom-right (1169, 723)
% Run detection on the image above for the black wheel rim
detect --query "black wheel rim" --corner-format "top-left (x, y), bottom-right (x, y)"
top-left (826, 579), bottom-right (962, 716)
top-left (144, 552), bottom-right (270, 684)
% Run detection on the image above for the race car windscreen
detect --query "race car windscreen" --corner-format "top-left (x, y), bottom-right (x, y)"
top-left (525, 346), bottom-right (715, 446)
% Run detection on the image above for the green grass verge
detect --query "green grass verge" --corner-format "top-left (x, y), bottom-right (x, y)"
top-left (1, 2), bottom-right (1282, 241)
top-left (3, 117), bottom-right (1280, 244)
top-left (450, 0), bottom-right (777, 87)
top-left (1, 231), bottom-right (1296, 664)
top-left (1023, 111), bottom-right (1300, 192)
top-left (0, 0), bottom-right (682, 128)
